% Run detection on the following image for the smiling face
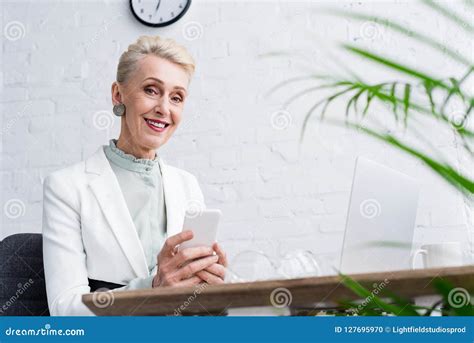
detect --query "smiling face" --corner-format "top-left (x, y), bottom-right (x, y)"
top-left (111, 54), bottom-right (190, 157)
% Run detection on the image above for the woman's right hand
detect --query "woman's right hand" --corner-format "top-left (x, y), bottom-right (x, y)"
top-left (152, 230), bottom-right (218, 288)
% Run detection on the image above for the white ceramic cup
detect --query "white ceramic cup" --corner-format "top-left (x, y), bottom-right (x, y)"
top-left (411, 242), bottom-right (463, 269)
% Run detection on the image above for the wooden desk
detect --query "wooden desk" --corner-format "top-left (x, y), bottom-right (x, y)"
top-left (83, 265), bottom-right (474, 316)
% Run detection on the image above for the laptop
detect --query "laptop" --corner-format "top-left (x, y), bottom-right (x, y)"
top-left (339, 156), bottom-right (420, 274)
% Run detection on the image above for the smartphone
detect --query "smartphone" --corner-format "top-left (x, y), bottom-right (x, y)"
top-left (178, 209), bottom-right (222, 251)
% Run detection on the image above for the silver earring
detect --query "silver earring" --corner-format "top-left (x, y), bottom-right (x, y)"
top-left (113, 103), bottom-right (126, 116)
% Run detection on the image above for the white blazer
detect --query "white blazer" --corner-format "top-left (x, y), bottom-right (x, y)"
top-left (42, 146), bottom-right (205, 316)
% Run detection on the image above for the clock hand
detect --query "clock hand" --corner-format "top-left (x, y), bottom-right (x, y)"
top-left (154, 0), bottom-right (161, 15)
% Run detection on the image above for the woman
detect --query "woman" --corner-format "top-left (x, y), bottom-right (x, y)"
top-left (42, 35), bottom-right (227, 316)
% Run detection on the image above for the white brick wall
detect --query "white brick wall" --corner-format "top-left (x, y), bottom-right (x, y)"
top-left (1, 0), bottom-right (473, 279)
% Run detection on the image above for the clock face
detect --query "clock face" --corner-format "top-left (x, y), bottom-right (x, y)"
top-left (130, 0), bottom-right (192, 27)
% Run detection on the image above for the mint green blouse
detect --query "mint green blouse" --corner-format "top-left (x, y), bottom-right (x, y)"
top-left (103, 139), bottom-right (167, 290)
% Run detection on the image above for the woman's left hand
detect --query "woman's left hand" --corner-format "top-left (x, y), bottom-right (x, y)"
top-left (196, 242), bottom-right (228, 285)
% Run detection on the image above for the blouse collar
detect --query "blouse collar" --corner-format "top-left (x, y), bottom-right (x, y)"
top-left (104, 139), bottom-right (160, 174)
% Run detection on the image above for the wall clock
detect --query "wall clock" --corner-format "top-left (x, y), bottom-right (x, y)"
top-left (130, 0), bottom-right (192, 27)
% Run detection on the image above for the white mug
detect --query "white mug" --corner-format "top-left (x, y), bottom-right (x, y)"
top-left (411, 242), bottom-right (463, 269)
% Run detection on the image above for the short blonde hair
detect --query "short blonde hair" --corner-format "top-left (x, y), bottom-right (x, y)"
top-left (116, 35), bottom-right (195, 84)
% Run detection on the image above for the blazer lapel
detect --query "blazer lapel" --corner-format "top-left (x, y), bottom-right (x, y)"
top-left (158, 157), bottom-right (185, 238)
top-left (85, 148), bottom-right (149, 278)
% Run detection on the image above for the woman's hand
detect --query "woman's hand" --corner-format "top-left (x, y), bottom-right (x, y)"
top-left (196, 242), bottom-right (228, 285)
top-left (152, 230), bottom-right (218, 288)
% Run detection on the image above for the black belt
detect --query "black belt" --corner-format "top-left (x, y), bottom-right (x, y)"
top-left (88, 278), bottom-right (126, 292)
